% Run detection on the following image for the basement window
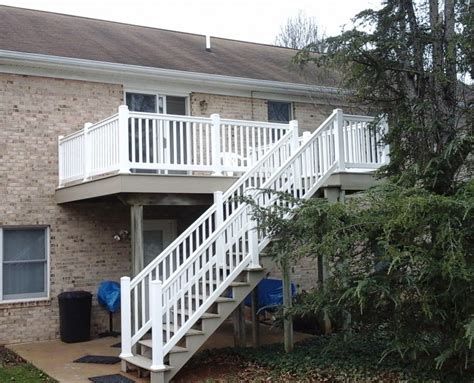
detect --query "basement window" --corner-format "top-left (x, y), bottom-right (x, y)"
top-left (0, 227), bottom-right (49, 302)
top-left (268, 101), bottom-right (292, 123)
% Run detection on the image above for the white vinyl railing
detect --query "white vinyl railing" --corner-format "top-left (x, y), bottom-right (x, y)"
top-left (120, 123), bottom-right (298, 352)
top-left (120, 109), bottom-right (388, 367)
top-left (57, 106), bottom-right (290, 186)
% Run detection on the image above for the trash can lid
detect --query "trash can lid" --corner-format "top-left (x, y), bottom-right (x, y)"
top-left (58, 291), bottom-right (92, 299)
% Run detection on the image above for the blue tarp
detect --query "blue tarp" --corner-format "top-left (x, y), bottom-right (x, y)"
top-left (243, 278), bottom-right (296, 310)
top-left (97, 281), bottom-right (121, 313)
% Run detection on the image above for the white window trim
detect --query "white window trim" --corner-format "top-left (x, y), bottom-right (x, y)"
top-left (267, 100), bottom-right (293, 123)
top-left (0, 226), bottom-right (50, 304)
top-left (124, 90), bottom-right (190, 115)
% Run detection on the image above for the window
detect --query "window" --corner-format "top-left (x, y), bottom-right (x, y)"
top-left (125, 92), bottom-right (187, 115)
top-left (268, 101), bottom-right (292, 123)
top-left (1, 227), bottom-right (49, 301)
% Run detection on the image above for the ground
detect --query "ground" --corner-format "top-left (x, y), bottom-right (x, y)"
top-left (0, 346), bottom-right (57, 382)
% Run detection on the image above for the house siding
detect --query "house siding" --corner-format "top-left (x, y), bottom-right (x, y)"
top-left (0, 73), bottom-right (131, 344)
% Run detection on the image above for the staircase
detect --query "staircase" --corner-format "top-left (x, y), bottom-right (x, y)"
top-left (119, 109), bottom-right (387, 383)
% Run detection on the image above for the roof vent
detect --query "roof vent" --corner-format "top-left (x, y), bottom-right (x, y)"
top-left (206, 35), bottom-right (211, 51)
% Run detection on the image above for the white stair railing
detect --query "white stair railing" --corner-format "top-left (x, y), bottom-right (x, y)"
top-left (144, 111), bottom-right (343, 368)
top-left (120, 121), bottom-right (299, 355)
top-left (120, 109), bottom-right (388, 367)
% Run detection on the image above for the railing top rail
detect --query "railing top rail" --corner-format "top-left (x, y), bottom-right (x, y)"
top-left (342, 113), bottom-right (375, 121)
top-left (128, 111), bottom-right (211, 124)
top-left (87, 114), bottom-right (120, 132)
top-left (219, 117), bottom-right (290, 129)
top-left (58, 113), bottom-right (119, 142)
top-left (59, 129), bottom-right (85, 142)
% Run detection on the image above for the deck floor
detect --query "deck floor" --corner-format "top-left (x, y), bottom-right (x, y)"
top-left (9, 318), bottom-right (310, 383)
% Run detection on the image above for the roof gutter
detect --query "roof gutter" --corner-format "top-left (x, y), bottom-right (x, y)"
top-left (0, 49), bottom-right (346, 96)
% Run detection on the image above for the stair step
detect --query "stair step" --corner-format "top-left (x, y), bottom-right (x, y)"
top-left (190, 295), bottom-right (235, 303)
top-left (174, 309), bottom-right (220, 319)
top-left (121, 354), bottom-right (172, 372)
top-left (230, 281), bottom-right (250, 287)
top-left (139, 339), bottom-right (188, 354)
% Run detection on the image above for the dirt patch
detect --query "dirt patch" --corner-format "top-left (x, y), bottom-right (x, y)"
top-left (0, 345), bottom-right (26, 366)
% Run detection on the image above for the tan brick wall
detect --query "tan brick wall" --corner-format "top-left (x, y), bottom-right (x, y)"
top-left (0, 73), bottom-right (131, 344)
top-left (190, 92), bottom-right (343, 133)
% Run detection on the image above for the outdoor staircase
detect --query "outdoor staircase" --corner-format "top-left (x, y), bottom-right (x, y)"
top-left (119, 109), bottom-right (387, 383)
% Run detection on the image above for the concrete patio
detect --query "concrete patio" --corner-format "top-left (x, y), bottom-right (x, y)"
top-left (8, 318), bottom-right (311, 383)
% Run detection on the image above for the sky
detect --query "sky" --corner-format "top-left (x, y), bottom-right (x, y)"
top-left (0, 0), bottom-right (382, 44)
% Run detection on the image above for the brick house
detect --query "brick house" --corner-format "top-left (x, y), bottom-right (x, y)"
top-left (0, 5), bottom-right (387, 380)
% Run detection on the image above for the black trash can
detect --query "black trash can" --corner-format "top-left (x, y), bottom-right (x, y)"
top-left (58, 291), bottom-right (92, 343)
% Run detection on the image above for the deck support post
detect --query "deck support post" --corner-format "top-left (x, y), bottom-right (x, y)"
top-left (251, 286), bottom-right (260, 347)
top-left (282, 257), bottom-right (294, 352)
top-left (131, 204), bottom-right (144, 276)
top-left (233, 302), bottom-right (247, 347)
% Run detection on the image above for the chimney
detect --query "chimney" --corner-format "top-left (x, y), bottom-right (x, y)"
top-left (206, 35), bottom-right (211, 51)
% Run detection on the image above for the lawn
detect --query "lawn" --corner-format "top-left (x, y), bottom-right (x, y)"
top-left (0, 346), bottom-right (57, 382)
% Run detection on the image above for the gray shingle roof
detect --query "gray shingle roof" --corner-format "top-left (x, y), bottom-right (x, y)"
top-left (0, 5), bottom-right (340, 87)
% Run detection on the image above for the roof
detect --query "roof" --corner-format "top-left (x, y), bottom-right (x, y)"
top-left (0, 5), bottom-right (340, 88)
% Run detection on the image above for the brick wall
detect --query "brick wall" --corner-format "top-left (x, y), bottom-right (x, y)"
top-left (0, 73), bottom-right (130, 343)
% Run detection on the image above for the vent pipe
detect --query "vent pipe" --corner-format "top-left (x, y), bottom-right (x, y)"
top-left (206, 35), bottom-right (211, 51)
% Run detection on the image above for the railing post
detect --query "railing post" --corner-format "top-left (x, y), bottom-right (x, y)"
top-left (380, 116), bottom-right (390, 164)
top-left (247, 203), bottom-right (261, 269)
top-left (334, 109), bottom-right (346, 172)
top-left (150, 279), bottom-right (166, 371)
top-left (214, 191), bottom-right (225, 268)
top-left (210, 113), bottom-right (223, 176)
top-left (58, 135), bottom-right (64, 187)
top-left (118, 105), bottom-right (130, 174)
top-left (289, 120), bottom-right (302, 193)
top-left (120, 276), bottom-right (133, 358)
top-left (83, 122), bottom-right (93, 181)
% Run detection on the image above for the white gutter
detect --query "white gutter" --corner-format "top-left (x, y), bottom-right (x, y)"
top-left (0, 49), bottom-right (346, 96)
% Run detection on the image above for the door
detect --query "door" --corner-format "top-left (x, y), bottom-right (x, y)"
top-left (143, 220), bottom-right (177, 267)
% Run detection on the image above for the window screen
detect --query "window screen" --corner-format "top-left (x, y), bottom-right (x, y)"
top-left (2, 228), bottom-right (48, 300)
top-left (126, 93), bottom-right (157, 113)
top-left (268, 101), bottom-right (291, 123)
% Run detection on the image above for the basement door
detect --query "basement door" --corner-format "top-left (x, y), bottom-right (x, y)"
top-left (143, 220), bottom-right (177, 267)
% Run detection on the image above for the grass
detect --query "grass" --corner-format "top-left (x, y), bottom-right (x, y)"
top-left (0, 346), bottom-right (57, 382)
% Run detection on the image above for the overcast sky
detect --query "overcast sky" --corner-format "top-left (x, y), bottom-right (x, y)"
top-left (1, 0), bottom-right (381, 44)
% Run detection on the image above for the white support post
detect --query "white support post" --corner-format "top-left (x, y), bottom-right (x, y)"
top-left (119, 276), bottom-right (133, 359)
top-left (150, 279), bottom-right (166, 371)
top-left (210, 113), bottom-right (223, 176)
top-left (213, 191), bottom-right (225, 268)
top-left (118, 105), bottom-right (130, 174)
top-left (247, 206), bottom-right (261, 269)
top-left (58, 135), bottom-right (64, 187)
top-left (380, 116), bottom-right (390, 164)
top-left (334, 109), bottom-right (346, 172)
top-left (289, 120), bottom-right (302, 193)
top-left (83, 122), bottom-right (93, 181)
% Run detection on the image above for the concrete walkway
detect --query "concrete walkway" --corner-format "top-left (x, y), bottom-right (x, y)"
top-left (9, 319), bottom-right (310, 383)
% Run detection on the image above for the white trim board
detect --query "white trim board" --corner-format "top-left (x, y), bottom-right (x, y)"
top-left (0, 49), bottom-right (348, 101)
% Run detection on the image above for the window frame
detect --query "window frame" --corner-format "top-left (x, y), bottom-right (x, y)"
top-left (0, 226), bottom-right (50, 304)
top-left (267, 100), bottom-right (293, 123)
top-left (124, 90), bottom-right (190, 116)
